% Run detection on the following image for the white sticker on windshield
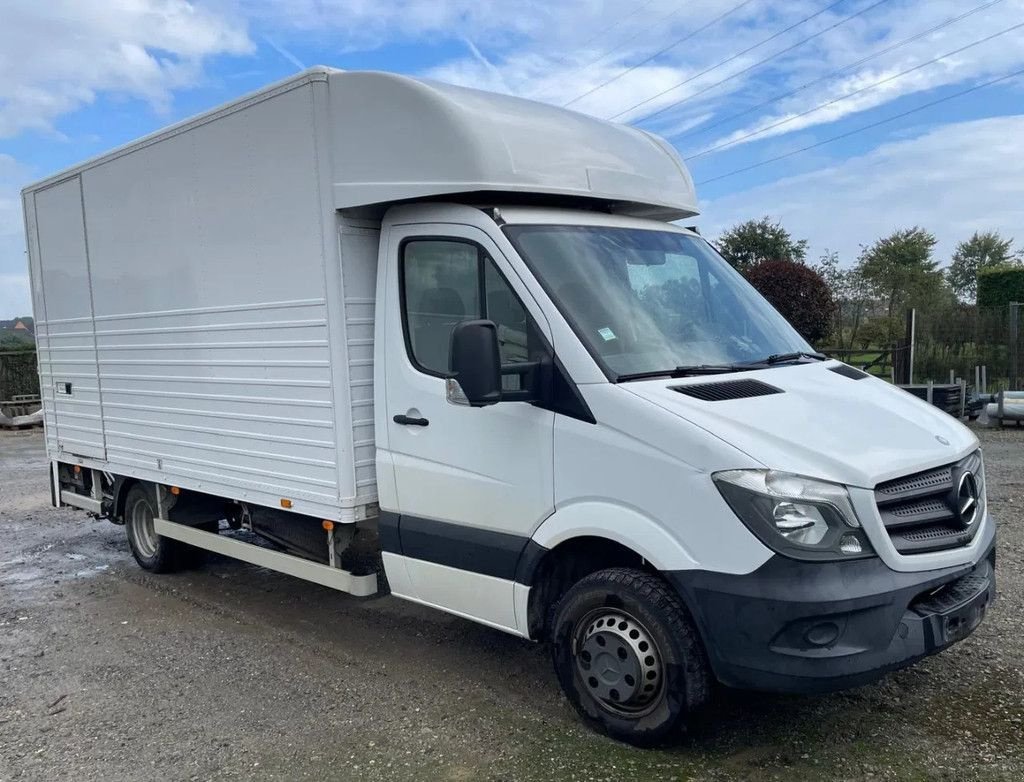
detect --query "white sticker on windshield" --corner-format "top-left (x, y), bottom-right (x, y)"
top-left (598, 327), bottom-right (617, 342)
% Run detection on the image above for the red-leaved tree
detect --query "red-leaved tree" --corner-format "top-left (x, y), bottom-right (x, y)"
top-left (743, 259), bottom-right (834, 344)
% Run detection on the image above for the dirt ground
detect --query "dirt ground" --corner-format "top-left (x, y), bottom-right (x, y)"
top-left (1, 426), bottom-right (1022, 782)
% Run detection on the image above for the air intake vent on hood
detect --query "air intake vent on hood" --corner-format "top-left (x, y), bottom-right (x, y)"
top-left (829, 364), bottom-right (869, 380)
top-left (671, 378), bottom-right (783, 402)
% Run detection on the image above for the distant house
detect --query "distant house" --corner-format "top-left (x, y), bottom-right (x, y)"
top-left (0, 317), bottom-right (35, 345)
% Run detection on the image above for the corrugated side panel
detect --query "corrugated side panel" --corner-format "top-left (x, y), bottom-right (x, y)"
top-left (71, 81), bottom-right (343, 518)
top-left (338, 224), bottom-right (380, 504)
top-left (91, 300), bottom-right (337, 510)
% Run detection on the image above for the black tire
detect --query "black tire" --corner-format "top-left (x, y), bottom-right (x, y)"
top-left (550, 567), bottom-right (711, 746)
top-left (124, 484), bottom-right (186, 573)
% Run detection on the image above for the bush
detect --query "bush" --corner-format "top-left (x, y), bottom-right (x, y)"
top-left (853, 316), bottom-right (900, 350)
top-left (743, 259), bottom-right (834, 344)
top-left (977, 266), bottom-right (1024, 308)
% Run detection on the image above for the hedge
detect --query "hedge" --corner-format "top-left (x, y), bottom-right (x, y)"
top-left (978, 266), bottom-right (1024, 308)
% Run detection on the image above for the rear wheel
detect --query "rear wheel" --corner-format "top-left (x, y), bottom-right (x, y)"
top-left (124, 484), bottom-right (186, 573)
top-left (550, 568), bottom-right (711, 746)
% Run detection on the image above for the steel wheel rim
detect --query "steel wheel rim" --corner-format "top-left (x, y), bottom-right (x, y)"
top-left (573, 608), bottom-right (665, 717)
top-left (129, 496), bottom-right (158, 559)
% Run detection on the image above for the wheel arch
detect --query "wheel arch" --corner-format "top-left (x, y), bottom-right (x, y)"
top-left (109, 475), bottom-right (140, 524)
top-left (520, 502), bottom-right (699, 641)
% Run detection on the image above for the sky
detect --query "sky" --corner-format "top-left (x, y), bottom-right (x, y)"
top-left (2, 0), bottom-right (1024, 317)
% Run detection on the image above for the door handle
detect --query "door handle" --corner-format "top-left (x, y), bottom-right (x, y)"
top-left (393, 414), bottom-right (429, 427)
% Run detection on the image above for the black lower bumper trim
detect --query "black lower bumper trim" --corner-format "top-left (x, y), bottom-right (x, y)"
top-left (666, 528), bottom-right (996, 694)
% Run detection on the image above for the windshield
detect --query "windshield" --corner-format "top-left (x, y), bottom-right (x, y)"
top-left (503, 224), bottom-right (811, 379)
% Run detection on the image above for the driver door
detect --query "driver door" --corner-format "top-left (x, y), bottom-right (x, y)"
top-left (378, 221), bottom-right (555, 632)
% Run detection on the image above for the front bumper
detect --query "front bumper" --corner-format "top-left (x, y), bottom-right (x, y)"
top-left (667, 519), bottom-right (996, 694)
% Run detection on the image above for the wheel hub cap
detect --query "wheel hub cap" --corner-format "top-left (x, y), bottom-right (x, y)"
top-left (575, 610), bottom-right (662, 713)
top-left (130, 498), bottom-right (157, 558)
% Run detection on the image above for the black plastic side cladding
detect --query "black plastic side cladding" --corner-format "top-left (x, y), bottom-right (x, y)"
top-left (514, 539), bottom-right (548, 585)
top-left (378, 511), bottom-right (401, 555)
top-left (379, 512), bottom-right (547, 586)
top-left (542, 356), bottom-right (596, 424)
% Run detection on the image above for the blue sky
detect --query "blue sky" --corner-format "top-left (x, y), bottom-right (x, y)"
top-left (3, 0), bottom-right (1024, 317)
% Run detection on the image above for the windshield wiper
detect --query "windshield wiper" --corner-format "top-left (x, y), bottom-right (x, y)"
top-left (759, 351), bottom-right (827, 365)
top-left (616, 353), bottom-right (826, 382)
top-left (616, 364), bottom-right (755, 382)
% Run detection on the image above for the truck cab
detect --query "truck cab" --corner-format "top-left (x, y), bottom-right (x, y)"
top-left (373, 201), bottom-right (994, 742)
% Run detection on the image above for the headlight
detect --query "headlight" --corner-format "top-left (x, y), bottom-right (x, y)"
top-left (713, 470), bottom-right (874, 561)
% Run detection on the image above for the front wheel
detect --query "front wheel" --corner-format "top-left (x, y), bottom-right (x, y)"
top-left (550, 568), bottom-right (711, 746)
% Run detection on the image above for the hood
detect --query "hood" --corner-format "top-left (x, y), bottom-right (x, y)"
top-left (623, 362), bottom-right (978, 488)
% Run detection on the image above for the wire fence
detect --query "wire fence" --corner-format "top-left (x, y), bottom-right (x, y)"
top-left (912, 304), bottom-right (1023, 392)
top-left (817, 304), bottom-right (1023, 393)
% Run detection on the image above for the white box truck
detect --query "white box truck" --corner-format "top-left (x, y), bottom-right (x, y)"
top-left (22, 68), bottom-right (995, 745)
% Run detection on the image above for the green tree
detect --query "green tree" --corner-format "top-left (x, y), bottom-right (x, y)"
top-left (814, 250), bottom-right (872, 348)
top-left (946, 230), bottom-right (1016, 301)
top-left (715, 217), bottom-right (808, 270)
top-left (0, 333), bottom-right (34, 351)
top-left (856, 228), bottom-right (948, 340)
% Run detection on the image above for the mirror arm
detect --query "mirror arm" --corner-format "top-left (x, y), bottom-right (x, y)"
top-left (499, 361), bottom-right (537, 376)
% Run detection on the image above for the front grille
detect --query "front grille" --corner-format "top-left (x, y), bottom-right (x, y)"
top-left (876, 465), bottom-right (953, 499)
top-left (875, 451), bottom-right (983, 555)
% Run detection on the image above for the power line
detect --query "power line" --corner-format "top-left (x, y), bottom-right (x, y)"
top-left (548, 2), bottom-right (692, 97)
top-left (685, 20), bottom-right (1024, 160)
top-left (612, 0), bottom-right (891, 121)
top-left (669, 0), bottom-right (1005, 143)
top-left (550, 0), bottom-right (661, 69)
top-left (562, 0), bottom-right (758, 108)
top-left (694, 66), bottom-right (1024, 186)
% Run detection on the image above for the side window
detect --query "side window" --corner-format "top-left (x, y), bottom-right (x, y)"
top-left (401, 239), bottom-right (542, 378)
top-left (403, 240), bottom-right (478, 374)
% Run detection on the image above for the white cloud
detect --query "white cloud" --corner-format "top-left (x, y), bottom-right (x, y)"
top-left (692, 1), bottom-right (1024, 153)
top-left (0, 154), bottom-right (31, 317)
top-left (700, 115), bottom-right (1024, 266)
top-left (0, 0), bottom-right (253, 138)
top-left (240, 0), bottom-right (562, 50)
top-left (417, 0), bottom-right (813, 119)
top-left (242, 0), bottom-right (822, 119)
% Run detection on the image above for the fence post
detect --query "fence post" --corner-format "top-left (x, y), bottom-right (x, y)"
top-left (900, 308), bottom-right (916, 385)
top-left (1010, 302), bottom-right (1021, 390)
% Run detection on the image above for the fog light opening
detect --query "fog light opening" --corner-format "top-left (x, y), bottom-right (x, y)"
top-left (804, 621), bottom-right (840, 648)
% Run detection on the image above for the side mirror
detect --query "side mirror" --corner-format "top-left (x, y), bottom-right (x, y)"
top-left (450, 320), bottom-right (502, 407)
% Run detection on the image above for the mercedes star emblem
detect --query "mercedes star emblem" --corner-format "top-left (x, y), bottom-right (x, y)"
top-left (956, 471), bottom-right (980, 528)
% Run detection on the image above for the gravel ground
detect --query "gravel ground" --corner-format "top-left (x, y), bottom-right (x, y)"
top-left (1, 426), bottom-right (1022, 781)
